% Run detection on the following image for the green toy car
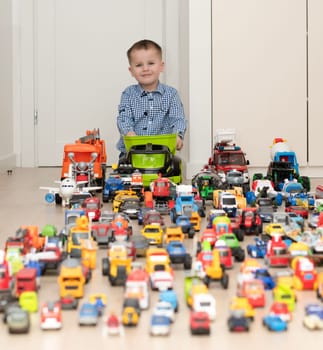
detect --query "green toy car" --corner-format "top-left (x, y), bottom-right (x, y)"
top-left (116, 134), bottom-right (182, 188)
top-left (220, 233), bottom-right (245, 262)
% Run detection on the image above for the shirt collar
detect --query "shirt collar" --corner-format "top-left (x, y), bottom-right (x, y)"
top-left (138, 82), bottom-right (164, 97)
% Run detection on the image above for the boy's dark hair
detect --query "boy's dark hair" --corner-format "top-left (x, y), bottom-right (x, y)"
top-left (127, 39), bottom-right (162, 63)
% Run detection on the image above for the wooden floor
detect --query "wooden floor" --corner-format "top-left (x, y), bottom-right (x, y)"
top-left (0, 167), bottom-right (323, 349)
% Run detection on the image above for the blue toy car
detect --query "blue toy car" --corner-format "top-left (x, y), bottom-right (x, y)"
top-left (262, 315), bottom-right (288, 332)
top-left (282, 181), bottom-right (315, 209)
top-left (102, 176), bottom-right (124, 203)
top-left (287, 211), bottom-right (305, 231)
top-left (170, 191), bottom-right (204, 227)
top-left (166, 241), bottom-right (192, 270)
top-left (150, 314), bottom-right (171, 336)
top-left (78, 302), bottom-right (99, 326)
top-left (159, 290), bottom-right (179, 313)
top-left (246, 237), bottom-right (267, 258)
top-left (174, 215), bottom-right (195, 238)
top-left (305, 303), bottom-right (323, 319)
top-left (253, 268), bottom-right (275, 290)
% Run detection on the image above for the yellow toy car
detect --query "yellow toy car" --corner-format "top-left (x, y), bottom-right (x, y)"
top-left (264, 223), bottom-right (285, 236)
top-left (141, 224), bottom-right (164, 246)
top-left (112, 190), bottom-right (140, 218)
top-left (164, 225), bottom-right (184, 244)
top-left (19, 291), bottom-right (38, 313)
top-left (122, 306), bottom-right (139, 326)
top-left (229, 296), bottom-right (255, 321)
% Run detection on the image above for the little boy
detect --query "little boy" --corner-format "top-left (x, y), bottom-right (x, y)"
top-left (116, 39), bottom-right (187, 157)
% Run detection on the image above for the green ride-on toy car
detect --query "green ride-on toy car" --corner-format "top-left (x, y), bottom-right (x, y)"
top-left (115, 134), bottom-right (182, 189)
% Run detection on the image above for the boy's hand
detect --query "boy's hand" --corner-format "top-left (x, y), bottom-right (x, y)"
top-left (176, 136), bottom-right (184, 151)
top-left (126, 131), bottom-right (136, 136)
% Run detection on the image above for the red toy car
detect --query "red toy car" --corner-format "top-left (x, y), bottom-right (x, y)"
top-left (238, 207), bottom-right (262, 237)
top-left (200, 228), bottom-right (218, 248)
top-left (269, 301), bottom-right (292, 322)
top-left (237, 279), bottom-right (266, 308)
top-left (285, 205), bottom-right (309, 219)
top-left (196, 250), bottom-right (214, 271)
top-left (292, 256), bottom-right (318, 290)
top-left (214, 240), bottom-right (234, 269)
top-left (59, 295), bottom-right (79, 310)
top-left (190, 311), bottom-right (210, 335)
top-left (82, 197), bottom-right (102, 221)
top-left (265, 235), bottom-right (290, 268)
top-left (40, 301), bottom-right (62, 330)
top-left (141, 209), bottom-right (165, 227)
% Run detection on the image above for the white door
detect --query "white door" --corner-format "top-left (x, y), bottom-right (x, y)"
top-left (212, 0), bottom-right (307, 167)
top-left (35, 0), bottom-right (164, 166)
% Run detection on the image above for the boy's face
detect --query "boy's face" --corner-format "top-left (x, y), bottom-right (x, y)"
top-left (128, 48), bottom-right (164, 91)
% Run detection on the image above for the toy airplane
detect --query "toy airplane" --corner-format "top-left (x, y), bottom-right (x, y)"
top-left (40, 177), bottom-right (101, 207)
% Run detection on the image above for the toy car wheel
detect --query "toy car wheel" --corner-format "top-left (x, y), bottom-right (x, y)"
top-left (235, 229), bottom-right (244, 242)
top-left (184, 254), bottom-right (192, 270)
top-left (188, 228), bottom-right (195, 239)
top-left (198, 207), bottom-right (206, 218)
top-left (55, 193), bottom-right (62, 205)
top-left (221, 273), bottom-right (229, 289)
top-left (203, 276), bottom-right (210, 287)
top-left (234, 248), bottom-right (245, 262)
top-left (196, 242), bottom-right (202, 256)
top-left (170, 208), bottom-right (177, 224)
top-left (102, 258), bottom-right (110, 276)
top-left (256, 225), bottom-right (262, 235)
top-left (299, 175), bottom-right (311, 192)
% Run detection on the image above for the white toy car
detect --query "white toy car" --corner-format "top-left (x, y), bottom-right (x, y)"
top-left (152, 301), bottom-right (175, 322)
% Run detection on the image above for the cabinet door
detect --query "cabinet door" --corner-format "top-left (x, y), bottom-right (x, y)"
top-left (308, 0), bottom-right (323, 166)
top-left (212, 0), bottom-right (307, 167)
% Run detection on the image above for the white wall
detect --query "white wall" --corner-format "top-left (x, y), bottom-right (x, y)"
top-left (0, 0), bottom-right (15, 171)
top-left (7, 1), bottom-right (323, 180)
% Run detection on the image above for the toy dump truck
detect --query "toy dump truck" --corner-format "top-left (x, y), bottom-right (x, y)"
top-left (115, 134), bottom-right (182, 189)
top-left (60, 128), bottom-right (107, 188)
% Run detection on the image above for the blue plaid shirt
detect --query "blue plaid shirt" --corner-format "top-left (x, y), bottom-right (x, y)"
top-left (116, 82), bottom-right (187, 153)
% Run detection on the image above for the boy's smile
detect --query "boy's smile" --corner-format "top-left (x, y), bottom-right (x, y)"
top-left (128, 48), bottom-right (164, 91)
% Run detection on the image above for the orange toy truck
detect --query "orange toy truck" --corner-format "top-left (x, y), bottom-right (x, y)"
top-left (60, 129), bottom-right (107, 188)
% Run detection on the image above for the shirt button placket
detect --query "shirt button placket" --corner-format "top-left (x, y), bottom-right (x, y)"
top-left (148, 93), bottom-right (153, 127)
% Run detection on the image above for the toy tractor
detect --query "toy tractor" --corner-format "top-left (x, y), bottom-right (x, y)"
top-left (191, 167), bottom-right (224, 202)
top-left (115, 134), bottom-right (182, 189)
top-left (101, 244), bottom-right (132, 286)
top-left (266, 138), bottom-right (310, 191)
top-left (202, 249), bottom-right (229, 289)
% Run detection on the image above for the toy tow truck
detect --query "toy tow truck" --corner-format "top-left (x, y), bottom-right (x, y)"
top-left (208, 129), bottom-right (250, 193)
